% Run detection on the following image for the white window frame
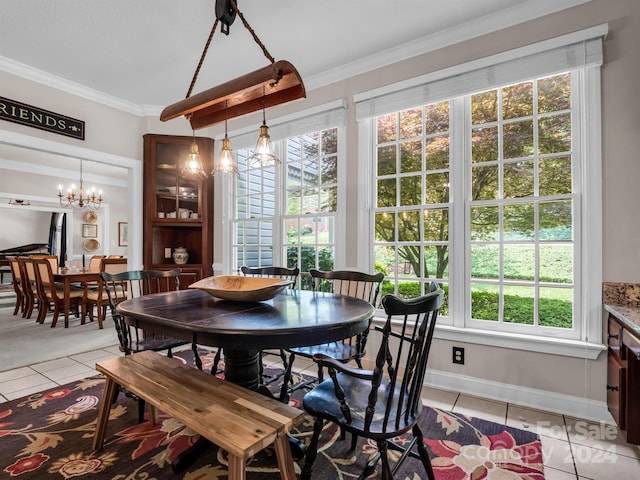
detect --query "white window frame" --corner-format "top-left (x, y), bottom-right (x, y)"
top-left (356, 26), bottom-right (606, 359)
top-left (224, 101), bottom-right (348, 276)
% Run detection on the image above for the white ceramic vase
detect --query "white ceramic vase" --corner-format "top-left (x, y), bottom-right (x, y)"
top-left (172, 247), bottom-right (189, 265)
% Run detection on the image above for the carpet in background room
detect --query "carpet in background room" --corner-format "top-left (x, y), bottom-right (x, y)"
top-left (0, 292), bottom-right (117, 372)
top-left (0, 350), bottom-right (545, 479)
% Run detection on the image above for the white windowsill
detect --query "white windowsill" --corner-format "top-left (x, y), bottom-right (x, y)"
top-left (372, 314), bottom-right (606, 360)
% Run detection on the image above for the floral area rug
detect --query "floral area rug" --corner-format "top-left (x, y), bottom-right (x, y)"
top-left (0, 350), bottom-right (545, 479)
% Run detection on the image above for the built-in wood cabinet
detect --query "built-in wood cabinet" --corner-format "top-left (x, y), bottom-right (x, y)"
top-left (607, 312), bottom-right (640, 443)
top-left (143, 134), bottom-right (214, 287)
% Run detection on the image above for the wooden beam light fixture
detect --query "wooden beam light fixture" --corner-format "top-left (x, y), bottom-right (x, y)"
top-left (160, 0), bottom-right (306, 130)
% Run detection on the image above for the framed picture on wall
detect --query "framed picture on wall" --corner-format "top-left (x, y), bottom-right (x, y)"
top-left (82, 223), bottom-right (98, 238)
top-left (118, 222), bottom-right (128, 246)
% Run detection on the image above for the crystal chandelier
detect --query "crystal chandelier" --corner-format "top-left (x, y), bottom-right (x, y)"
top-left (57, 159), bottom-right (103, 210)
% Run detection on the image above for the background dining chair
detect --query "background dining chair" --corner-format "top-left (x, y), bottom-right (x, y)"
top-left (84, 257), bottom-right (128, 328)
top-left (7, 256), bottom-right (26, 316)
top-left (101, 268), bottom-right (201, 422)
top-left (88, 254), bottom-right (106, 272)
top-left (280, 268), bottom-right (384, 402)
top-left (20, 256), bottom-right (45, 320)
top-left (240, 265), bottom-right (300, 384)
top-left (300, 283), bottom-right (443, 480)
top-left (33, 257), bottom-right (84, 327)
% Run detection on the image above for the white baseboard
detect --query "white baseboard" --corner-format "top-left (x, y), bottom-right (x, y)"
top-left (426, 369), bottom-right (614, 424)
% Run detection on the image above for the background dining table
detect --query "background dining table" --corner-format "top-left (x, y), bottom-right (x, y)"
top-left (53, 268), bottom-right (101, 328)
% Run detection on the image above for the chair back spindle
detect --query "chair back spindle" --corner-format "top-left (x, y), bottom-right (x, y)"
top-left (300, 282), bottom-right (443, 480)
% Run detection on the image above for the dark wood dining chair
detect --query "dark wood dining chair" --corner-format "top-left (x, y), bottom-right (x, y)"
top-left (280, 268), bottom-right (384, 402)
top-left (241, 265), bottom-right (300, 384)
top-left (33, 257), bottom-right (84, 327)
top-left (101, 268), bottom-right (202, 422)
top-left (300, 283), bottom-right (443, 480)
top-left (7, 256), bottom-right (26, 316)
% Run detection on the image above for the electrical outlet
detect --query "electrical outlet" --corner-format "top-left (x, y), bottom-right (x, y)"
top-left (452, 346), bottom-right (465, 365)
top-left (164, 247), bottom-right (172, 259)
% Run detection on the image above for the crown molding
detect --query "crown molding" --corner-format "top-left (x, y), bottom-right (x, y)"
top-left (0, 0), bottom-right (591, 115)
top-left (0, 56), bottom-right (146, 116)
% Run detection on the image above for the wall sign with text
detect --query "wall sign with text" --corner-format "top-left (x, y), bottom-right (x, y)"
top-left (0, 96), bottom-right (85, 140)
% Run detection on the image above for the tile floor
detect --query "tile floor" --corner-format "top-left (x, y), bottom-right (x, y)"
top-left (1, 346), bottom-right (639, 480)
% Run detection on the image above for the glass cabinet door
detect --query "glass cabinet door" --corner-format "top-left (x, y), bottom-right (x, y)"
top-left (155, 142), bottom-right (201, 220)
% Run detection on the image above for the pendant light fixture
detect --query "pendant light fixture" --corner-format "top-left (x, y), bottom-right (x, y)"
top-left (57, 159), bottom-right (103, 210)
top-left (160, 0), bottom-right (305, 130)
top-left (182, 127), bottom-right (208, 178)
top-left (248, 86), bottom-right (279, 168)
top-left (212, 100), bottom-right (239, 175)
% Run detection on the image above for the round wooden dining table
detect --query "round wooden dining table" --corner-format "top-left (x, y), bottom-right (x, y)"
top-left (116, 288), bottom-right (375, 390)
top-left (116, 287), bottom-right (375, 471)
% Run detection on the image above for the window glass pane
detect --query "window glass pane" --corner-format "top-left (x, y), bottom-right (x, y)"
top-left (503, 120), bottom-right (534, 159)
top-left (470, 205), bottom-right (499, 241)
top-left (471, 165), bottom-right (499, 201)
top-left (400, 108), bottom-right (422, 139)
top-left (425, 102), bottom-right (449, 135)
top-left (504, 203), bottom-right (535, 241)
top-left (424, 245), bottom-right (449, 279)
top-left (502, 82), bottom-right (533, 119)
top-left (377, 178), bottom-right (396, 207)
top-left (288, 137), bottom-right (302, 161)
top-left (425, 172), bottom-right (449, 204)
top-left (504, 285), bottom-right (534, 325)
top-left (424, 208), bottom-right (448, 242)
top-left (425, 135), bottom-right (449, 171)
top-left (304, 132), bottom-right (319, 157)
top-left (539, 287), bottom-right (573, 328)
top-left (377, 113), bottom-right (397, 143)
top-left (471, 90), bottom-right (498, 125)
top-left (538, 73), bottom-right (571, 113)
top-left (400, 175), bottom-right (422, 206)
top-left (322, 155), bottom-right (337, 184)
top-left (539, 113), bottom-right (571, 154)
top-left (398, 210), bottom-right (420, 241)
top-left (320, 186), bottom-right (337, 213)
top-left (539, 200), bottom-right (572, 241)
top-left (503, 244), bottom-right (535, 281)
top-left (471, 283), bottom-right (499, 321)
top-left (374, 245), bottom-right (396, 274)
top-left (540, 244), bottom-right (573, 283)
top-left (375, 212), bottom-right (396, 242)
top-left (378, 145), bottom-right (396, 176)
top-left (539, 156), bottom-right (571, 196)
top-left (397, 280), bottom-right (421, 299)
top-left (471, 126), bottom-right (499, 163)
top-left (322, 128), bottom-right (338, 155)
top-left (503, 161), bottom-right (534, 198)
top-left (471, 244), bottom-right (499, 280)
top-left (400, 140), bottom-right (422, 173)
top-left (287, 188), bottom-right (301, 215)
top-left (263, 192), bottom-right (275, 217)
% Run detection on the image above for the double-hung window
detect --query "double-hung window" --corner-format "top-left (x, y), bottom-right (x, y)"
top-left (358, 26), bottom-right (605, 350)
top-left (231, 102), bottom-right (346, 284)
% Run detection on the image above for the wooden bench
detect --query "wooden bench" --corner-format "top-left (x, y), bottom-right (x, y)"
top-left (93, 350), bottom-right (305, 480)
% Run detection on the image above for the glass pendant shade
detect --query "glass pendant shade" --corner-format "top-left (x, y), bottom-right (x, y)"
top-left (182, 135), bottom-right (208, 178)
top-left (249, 122), bottom-right (279, 168)
top-left (213, 135), bottom-right (239, 175)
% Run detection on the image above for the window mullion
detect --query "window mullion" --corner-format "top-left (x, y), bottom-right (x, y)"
top-left (450, 96), bottom-right (467, 328)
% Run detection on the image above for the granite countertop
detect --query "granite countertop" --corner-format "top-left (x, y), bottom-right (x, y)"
top-left (604, 304), bottom-right (640, 338)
